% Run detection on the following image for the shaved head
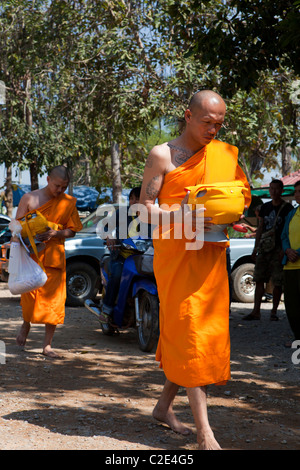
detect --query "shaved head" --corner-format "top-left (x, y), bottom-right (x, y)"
top-left (49, 165), bottom-right (70, 182)
top-left (183, 89), bottom-right (226, 148)
top-left (46, 165), bottom-right (70, 198)
top-left (188, 90), bottom-right (226, 112)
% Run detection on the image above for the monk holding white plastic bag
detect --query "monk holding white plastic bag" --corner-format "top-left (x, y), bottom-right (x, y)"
top-left (8, 219), bottom-right (47, 295)
top-left (13, 166), bottom-right (82, 358)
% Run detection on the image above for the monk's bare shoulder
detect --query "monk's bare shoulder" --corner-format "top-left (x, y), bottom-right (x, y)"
top-left (141, 144), bottom-right (171, 204)
top-left (146, 139), bottom-right (195, 171)
top-left (16, 189), bottom-right (44, 218)
top-left (145, 143), bottom-right (172, 173)
top-left (26, 189), bottom-right (44, 209)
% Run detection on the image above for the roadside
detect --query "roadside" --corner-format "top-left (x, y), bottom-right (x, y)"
top-left (0, 284), bottom-right (299, 450)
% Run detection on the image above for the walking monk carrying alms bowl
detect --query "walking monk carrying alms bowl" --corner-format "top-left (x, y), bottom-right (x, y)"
top-left (15, 166), bottom-right (83, 358)
top-left (139, 90), bottom-right (251, 450)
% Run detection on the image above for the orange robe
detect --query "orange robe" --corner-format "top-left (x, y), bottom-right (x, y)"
top-left (153, 139), bottom-right (251, 388)
top-left (20, 193), bottom-right (83, 325)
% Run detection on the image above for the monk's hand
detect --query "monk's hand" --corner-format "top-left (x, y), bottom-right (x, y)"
top-left (180, 191), bottom-right (213, 235)
top-left (35, 227), bottom-right (57, 242)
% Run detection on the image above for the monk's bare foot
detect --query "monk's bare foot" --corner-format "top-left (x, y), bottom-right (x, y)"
top-left (42, 346), bottom-right (61, 358)
top-left (152, 406), bottom-right (192, 435)
top-left (16, 322), bottom-right (30, 347)
top-left (197, 427), bottom-right (222, 450)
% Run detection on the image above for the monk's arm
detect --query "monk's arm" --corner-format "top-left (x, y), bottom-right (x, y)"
top-left (139, 147), bottom-right (208, 229)
top-left (52, 228), bottom-right (75, 239)
top-left (140, 148), bottom-right (174, 225)
top-left (36, 227), bottom-right (75, 242)
top-left (15, 194), bottom-right (30, 219)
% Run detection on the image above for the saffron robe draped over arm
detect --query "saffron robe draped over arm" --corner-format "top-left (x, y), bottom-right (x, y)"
top-left (20, 193), bottom-right (83, 325)
top-left (153, 139), bottom-right (251, 388)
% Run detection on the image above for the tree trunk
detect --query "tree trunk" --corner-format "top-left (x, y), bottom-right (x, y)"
top-left (67, 160), bottom-right (73, 196)
top-left (85, 159), bottom-right (91, 186)
top-left (281, 142), bottom-right (292, 176)
top-left (4, 164), bottom-right (13, 218)
top-left (240, 152), bottom-right (252, 186)
top-left (111, 142), bottom-right (122, 203)
top-left (281, 99), bottom-right (293, 176)
top-left (25, 74), bottom-right (39, 190)
top-left (29, 162), bottom-right (39, 191)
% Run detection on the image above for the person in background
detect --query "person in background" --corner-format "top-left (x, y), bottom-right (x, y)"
top-left (244, 180), bottom-right (293, 321)
top-left (99, 187), bottom-right (142, 324)
top-left (281, 180), bottom-right (300, 347)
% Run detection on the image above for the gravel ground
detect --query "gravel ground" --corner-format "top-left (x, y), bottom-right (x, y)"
top-left (0, 284), bottom-right (299, 451)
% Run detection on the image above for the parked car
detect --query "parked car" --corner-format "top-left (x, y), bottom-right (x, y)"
top-left (0, 214), bottom-right (10, 230)
top-left (64, 210), bottom-right (109, 306)
top-left (0, 207), bottom-right (112, 306)
top-left (0, 207), bottom-right (256, 304)
top-left (0, 214), bottom-right (11, 245)
top-left (0, 215), bottom-right (11, 280)
top-left (229, 237), bottom-right (255, 303)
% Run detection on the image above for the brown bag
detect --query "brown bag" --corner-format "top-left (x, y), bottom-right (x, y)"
top-left (259, 202), bottom-right (286, 254)
top-left (260, 229), bottom-right (276, 253)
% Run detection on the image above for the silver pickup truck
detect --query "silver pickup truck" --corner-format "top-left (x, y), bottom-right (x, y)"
top-left (0, 211), bottom-right (256, 306)
top-left (228, 237), bottom-right (255, 303)
top-left (63, 226), bottom-right (256, 306)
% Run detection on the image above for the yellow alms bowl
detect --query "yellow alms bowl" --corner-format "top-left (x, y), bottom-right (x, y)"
top-left (186, 180), bottom-right (246, 225)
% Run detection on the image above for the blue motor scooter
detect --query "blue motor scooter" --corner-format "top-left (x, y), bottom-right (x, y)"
top-left (85, 238), bottom-right (159, 352)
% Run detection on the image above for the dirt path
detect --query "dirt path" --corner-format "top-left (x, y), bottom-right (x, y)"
top-left (0, 284), bottom-right (299, 451)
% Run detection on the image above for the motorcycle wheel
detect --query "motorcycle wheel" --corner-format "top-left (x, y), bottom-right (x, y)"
top-left (137, 291), bottom-right (159, 352)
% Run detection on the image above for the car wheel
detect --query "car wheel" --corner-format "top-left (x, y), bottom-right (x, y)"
top-left (231, 263), bottom-right (255, 303)
top-left (137, 291), bottom-right (159, 352)
top-left (66, 262), bottom-right (99, 307)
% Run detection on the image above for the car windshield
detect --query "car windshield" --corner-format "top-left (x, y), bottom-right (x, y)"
top-left (0, 216), bottom-right (10, 231)
top-left (80, 212), bottom-right (104, 233)
top-left (80, 204), bottom-right (123, 233)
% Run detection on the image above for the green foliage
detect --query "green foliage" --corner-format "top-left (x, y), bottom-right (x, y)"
top-left (162, 0), bottom-right (300, 95)
top-left (157, 0), bottom-right (300, 179)
top-left (0, 0), bottom-right (299, 197)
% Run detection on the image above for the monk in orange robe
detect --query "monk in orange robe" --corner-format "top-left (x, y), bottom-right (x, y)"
top-left (140, 90), bottom-right (251, 449)
top-left (15, 166), bottom-right (83, 358)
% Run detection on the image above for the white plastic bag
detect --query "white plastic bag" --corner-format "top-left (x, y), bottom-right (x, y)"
top-left (8, 219), bottom-right (22, 236)
top-left (8, 241), bottom-right (47, 295)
